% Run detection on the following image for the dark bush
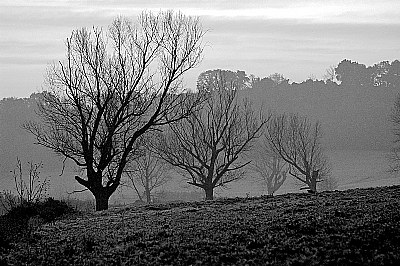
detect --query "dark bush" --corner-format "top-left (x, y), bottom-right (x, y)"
top-left (0, 229), bottom-right (11, 250)
top-left (37, 197), bottom-right (74, 223)
top-left (0, 198), bottom-right (75, 245)
top-left (5, 202), bottom-right (37, 220)
top-left (0, 214), bottom-right (23, 246)
top-left (5, 198), bottom-right (74, 222)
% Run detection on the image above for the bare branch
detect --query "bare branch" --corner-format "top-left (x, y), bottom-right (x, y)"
top-left (67, 189), bottom-right (89, 195)
top-left (264, 113), bottom-right (330, 193)
top-left (153, 72), bottom-right (268, 199)
top-left (24, 10), bottom-right (205, 211)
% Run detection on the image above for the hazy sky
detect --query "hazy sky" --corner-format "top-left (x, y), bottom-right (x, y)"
top-left (1, 0), bottom-right (400, 98)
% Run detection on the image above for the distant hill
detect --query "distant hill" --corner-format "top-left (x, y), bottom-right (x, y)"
top-left (242, 81), bottom-right (398, 151)
top-left (202, 60), bottom-right (400, 151)
top-left (0, 94), bottom-right (68, 190)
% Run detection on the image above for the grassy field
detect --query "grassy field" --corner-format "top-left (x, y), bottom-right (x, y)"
top-left (1, 185), bottom-right (400, 265)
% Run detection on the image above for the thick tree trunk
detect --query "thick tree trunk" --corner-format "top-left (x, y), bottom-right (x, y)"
top-left (204, 187), bottom-right (214, 200)
top-left (308, 170), bottom-right (319, 193)
top-left (308, 181), bottom-right (317, 194)
top-left (145, 189), bottom-right (151, 203)
top-left (94, 192), bottom-right (110, 211)
top-left (75, 174), bottom-right (118, 211)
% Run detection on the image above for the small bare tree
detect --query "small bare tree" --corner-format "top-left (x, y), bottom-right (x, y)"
top-left (251, 147), bottom-right (288, 196)
top-left (12, 158), bottom-right (49, 205)
top-left (323, 65), bottom-right (337, 83)
top-left (1, 158), bottom-right (49, 212)
top-left (125, 138), bottom-right (172, 203)
top-left (24, 11), bottom-right (205, 211)
top-left (154, 74), bottom-right (268, 200)
top-left (264, 113), bottom-right (330, 193)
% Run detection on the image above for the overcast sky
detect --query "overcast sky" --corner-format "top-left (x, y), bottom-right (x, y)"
top-left (1, 0), bottom-right (400, 98)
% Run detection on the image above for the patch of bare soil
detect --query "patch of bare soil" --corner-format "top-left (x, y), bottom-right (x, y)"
top-left (1, 185), bottom-right (400, 265)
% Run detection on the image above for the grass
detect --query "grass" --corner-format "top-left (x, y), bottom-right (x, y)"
top-left (1, 186), bottom-right (400, 265)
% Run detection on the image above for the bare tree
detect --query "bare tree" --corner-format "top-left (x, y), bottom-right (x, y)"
top-left (154, 74), bottom-right (268, 200)
top-left (323, 65), bottom-right (338, 83)
top-left (1, 158), bottom-right (49, 212)
top-left (24, 11), bottom-right (205, 211)
top-left (125, 138), bottom-right (172, 203)
top-left (251, 147), bottom-right (288, 196)
top-left (264, 113), bottom-right (330, 193)
top-left (12, 158), bottom-right (49, 205)
top-left (268, 73), bottom-right (288, 86)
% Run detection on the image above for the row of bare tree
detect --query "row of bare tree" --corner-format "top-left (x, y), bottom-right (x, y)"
top-left (133, 81), bottom-right (331, 202)
top-left (23, 11), bottom-right (331, 211)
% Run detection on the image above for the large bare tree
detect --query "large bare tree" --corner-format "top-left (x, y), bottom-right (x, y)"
top-left (24, 11), bottom-right (205, 210)
top-left (264, 113), bottom-right (330, 193)
top-left (154, 74), bottom-right (268, 200)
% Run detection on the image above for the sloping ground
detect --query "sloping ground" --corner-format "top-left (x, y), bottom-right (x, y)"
top-left (2, 186), bottom-right (400, 265)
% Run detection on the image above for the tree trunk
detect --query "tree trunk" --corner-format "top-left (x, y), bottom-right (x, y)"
top-left (308, 170), bottom-right (319, 193)
top-left (204, 187), bottom-right (214, 200)
top-left (75, 173), bottom-right (118, 211)
top-left (267, 179), bottom-right (274, 196)
top-left (145, 188), bottom-right (151, 203)
top-left (94, 192), bottom-right (110, 211)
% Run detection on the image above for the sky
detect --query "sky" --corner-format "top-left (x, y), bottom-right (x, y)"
top-left (1, 0), bottom-right (400, 99)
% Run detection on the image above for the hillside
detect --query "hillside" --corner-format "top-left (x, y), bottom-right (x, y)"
top-left (243, 82), bottom-right (398, 151)
top-left (1, 185), bottom-right (400, 265)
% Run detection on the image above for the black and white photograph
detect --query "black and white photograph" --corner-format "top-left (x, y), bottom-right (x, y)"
top-left (1, 0), bottom-right (400, 264)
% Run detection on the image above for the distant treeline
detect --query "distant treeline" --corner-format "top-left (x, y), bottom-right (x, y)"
top-left (0, 59), bottom-right (398, 179)
top-left (196, 59), bottom-right (399, 151)
top-left (198, 59), bottom-right (400, 90)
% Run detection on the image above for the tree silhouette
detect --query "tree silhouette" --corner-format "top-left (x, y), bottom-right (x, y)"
top-left (323, 65), bottom-right (337, 83)
top-left (251, 147), bottom-right (288, 196)
top-left (268, 73), bottom-right (289, 86)
top-left (197, 69), bottom-right (250, 90)
top-left (335, 59), bottom-right (372, 87)
top-left (264, 113), bottom-right (330, 193)
top-left (372, 60), bottom-right (400, 88)
top-left (24, 11), bottom-right (205, 211)
top-left (155, 74), bottom-right (267, 200)
top-left (125, 137), bottom-right (172, 203)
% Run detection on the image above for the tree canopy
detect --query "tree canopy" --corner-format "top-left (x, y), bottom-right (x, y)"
top-left (24, 11), bottom-right (205, 210)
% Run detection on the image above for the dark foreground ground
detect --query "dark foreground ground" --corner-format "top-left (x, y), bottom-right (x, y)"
top-left (1, 186), bottom-right (400, 265)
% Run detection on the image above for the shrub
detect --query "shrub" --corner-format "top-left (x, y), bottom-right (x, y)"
top-left (6, 202), bottom-right (37, 220)
top-left (0, 229), bottom-right (11, 250)
top-left (5, 198), bottom-right (75, 222)
top-left (0, 198), bottom-right (75, 244)
top-left (37, 197), bottom-right (74, 222)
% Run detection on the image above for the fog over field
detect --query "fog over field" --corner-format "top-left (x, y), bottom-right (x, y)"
top-left (1, 80), bottom-right (398, 203)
